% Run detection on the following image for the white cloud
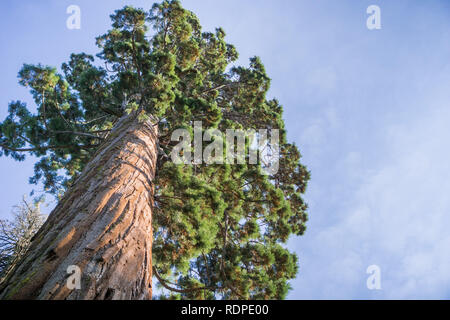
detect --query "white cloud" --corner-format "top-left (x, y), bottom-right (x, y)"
top-left (292, 102), bottom-right (450, 299)
top-left (306, 67), bottom-right (338, 94)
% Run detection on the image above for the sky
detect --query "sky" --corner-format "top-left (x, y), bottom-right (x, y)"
top-left (1, 0), bottom-right (450, 299)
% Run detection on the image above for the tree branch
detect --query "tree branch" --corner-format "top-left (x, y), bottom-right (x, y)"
top-left (0, 143), bottom-right (99, 153)
top-left (50, 131), bottom-right (106, 140)
top-left (153, 267), bottom-right (215, 294)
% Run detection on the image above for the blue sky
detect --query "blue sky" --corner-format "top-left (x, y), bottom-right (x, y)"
top-left (1, 0), bottom-right (450, 299)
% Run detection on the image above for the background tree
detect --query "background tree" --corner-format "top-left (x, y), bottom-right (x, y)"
top-left (0, 198), bottom-right (46, 282)
top-left (0, 1), bottom-right (309, 300)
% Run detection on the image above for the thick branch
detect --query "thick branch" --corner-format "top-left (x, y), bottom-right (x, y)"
top-left (153, 267), bottom-right (215, 294)
top-left (50, 131), bottom-right (107, 139)
top-left (0, 143), bottom-right (99, 153)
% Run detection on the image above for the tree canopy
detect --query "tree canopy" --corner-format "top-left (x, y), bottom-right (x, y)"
top-left (0, 1), bottom-right (310, 299)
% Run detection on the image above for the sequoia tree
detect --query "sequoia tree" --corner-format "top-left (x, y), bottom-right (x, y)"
top-left (0, 1), bottom-right (309, 300)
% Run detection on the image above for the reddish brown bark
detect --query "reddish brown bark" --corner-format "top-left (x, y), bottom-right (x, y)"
top-left (0, 115), bottom-right (158, 300)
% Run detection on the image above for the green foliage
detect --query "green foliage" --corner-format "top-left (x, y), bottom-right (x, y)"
top-left (0, 1), bottom-right (310, 299)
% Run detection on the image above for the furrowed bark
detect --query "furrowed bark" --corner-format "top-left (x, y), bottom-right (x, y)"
top-left (0, 114), bottom-right (158, 300)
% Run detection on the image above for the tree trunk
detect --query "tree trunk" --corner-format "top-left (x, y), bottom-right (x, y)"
top-left (0, 114), bottom-right (158, 300)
